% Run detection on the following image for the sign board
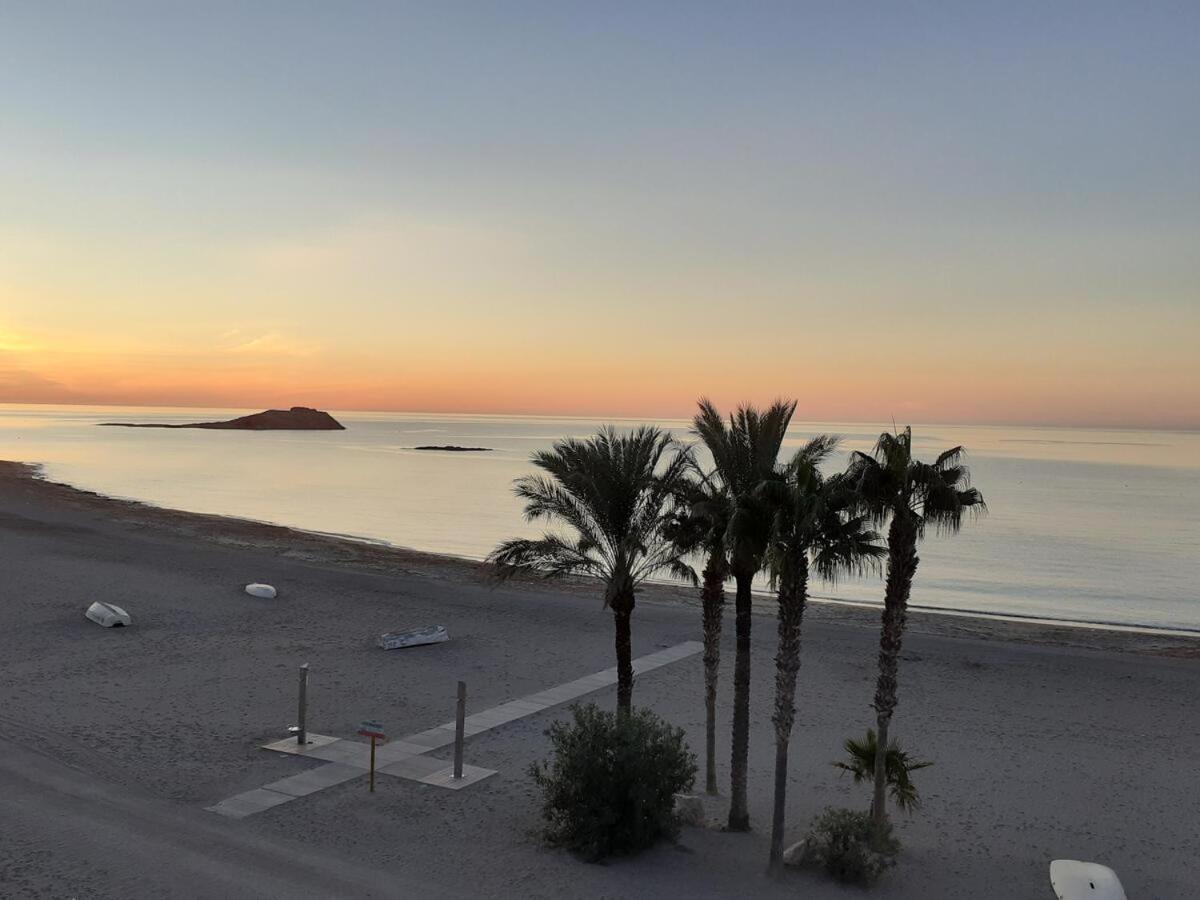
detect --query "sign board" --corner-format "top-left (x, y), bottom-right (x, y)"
top-left (358, 720), bottom-right (386, 740)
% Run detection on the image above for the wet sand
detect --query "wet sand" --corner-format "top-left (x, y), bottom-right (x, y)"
top-left (1, 460), bottom-right (1197, 898)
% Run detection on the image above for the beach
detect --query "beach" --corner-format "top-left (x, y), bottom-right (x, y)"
top-left (1, 459), bottom-right (1198, 898)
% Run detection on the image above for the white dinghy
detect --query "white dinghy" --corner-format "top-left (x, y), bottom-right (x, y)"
top-left (245, 583), bottom-right (278, 599)
top-left (1050, 860), bottom-right (1128, 900)
top-left (86, 601), bottom-right (131, 628)
top-left (378, 625), bottom-right (449, 650)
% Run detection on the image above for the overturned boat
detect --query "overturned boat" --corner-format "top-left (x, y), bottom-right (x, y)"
top-left (377, 625), bottom-right (449, 650)
top-left (86, 602), bottom-right (131, 628)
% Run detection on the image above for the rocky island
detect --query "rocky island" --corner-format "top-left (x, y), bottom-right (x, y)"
top-left (412, 445), bottom-right (493, 452)
top-left (99, 406), bottom-right (345, 431)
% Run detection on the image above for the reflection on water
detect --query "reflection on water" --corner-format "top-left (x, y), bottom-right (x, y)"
top-left (1, 404), bottom-right (1198, 631)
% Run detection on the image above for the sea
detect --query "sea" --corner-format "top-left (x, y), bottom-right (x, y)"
top-left (1, 404), bottom-right (1197, 635)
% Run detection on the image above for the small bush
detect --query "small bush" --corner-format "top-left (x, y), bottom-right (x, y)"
top-left (529, 703), bottom-right (696, 861)
top-left (798, 807), bottom-right (900, 885)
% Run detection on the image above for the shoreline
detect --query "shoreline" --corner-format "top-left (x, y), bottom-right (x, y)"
top-left (3, 458), bottom-right (1198, 658)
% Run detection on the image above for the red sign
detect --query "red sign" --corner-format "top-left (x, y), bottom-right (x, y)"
top-left (358, 719), bottom-right (386, 740)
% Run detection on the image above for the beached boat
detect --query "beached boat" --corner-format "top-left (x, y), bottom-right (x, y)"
top-left (85, 601), bottom-right (131, 628)
top-left (377, 625), bottom-right (449, 650)
top-left (1050, 860), bottom-right (1127, 899)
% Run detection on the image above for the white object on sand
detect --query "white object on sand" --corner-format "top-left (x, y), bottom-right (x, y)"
top-left (377, 625), bottom-right (449, 650)
top-left (85, 601), bottom-right (131, 628)
top-left (245, 583), bottom-right (278, 599)
top-left (1050, 860), bottom-right (1128, 900)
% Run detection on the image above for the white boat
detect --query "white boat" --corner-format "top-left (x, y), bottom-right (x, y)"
top-left (85, 602), bottom-right (131, 628)
top-left (377, 625), bottom-right (449, 650)
top-left (245, 583), bottom-right (278, 599)
top-left (1050, 860), bottom-right (1128, 899)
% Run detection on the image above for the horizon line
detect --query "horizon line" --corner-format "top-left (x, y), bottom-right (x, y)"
top-left (1, 399), bottom-right (1196, 434)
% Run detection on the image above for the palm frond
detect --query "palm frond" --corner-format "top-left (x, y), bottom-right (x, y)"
top-left (491, 425), bottom-right (695, 603)
top-left (488, 535), bottom-right (603, 581)
top-left (832, 728), bottom-right (932, 814)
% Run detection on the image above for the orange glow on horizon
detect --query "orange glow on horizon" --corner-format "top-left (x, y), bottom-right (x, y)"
top-left (3, 326), bottom-right (1196, 430)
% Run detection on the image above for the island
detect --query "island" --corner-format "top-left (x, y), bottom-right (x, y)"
top-left (99, 407), bottom-right (346, 431)
top-left (412, 445), bottom-right (494, 452)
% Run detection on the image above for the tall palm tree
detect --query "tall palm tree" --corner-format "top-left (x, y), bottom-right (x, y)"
top-left (846, 427), bottom-right (985, 825)
top-left (692, 397), bottom-right (796, 831)
top-left (489, 426), bottom-right (694, 711)
top-left (665, 464), bottom-right (730, 795)
top-left (760, 437), bottom-right (884, 872)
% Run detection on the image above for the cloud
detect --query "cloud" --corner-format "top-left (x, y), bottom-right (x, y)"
top-left (0, 358), bottom-right (86, 403)
top-left (218, 329), bottom-right (316, 357)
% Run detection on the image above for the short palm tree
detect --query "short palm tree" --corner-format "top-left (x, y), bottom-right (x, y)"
top-left (692, 397), bottom-right (796, 831)
top-left (833, 729), bottom-right (932, 815)
top-left (489, 426), bottom-right (694, 711)
top-left (665, 463), bottom-right (730, 795)
top-left (760, 437), bottom-right (884, 872)
top-left (846, 427), bottom-right (985, 825)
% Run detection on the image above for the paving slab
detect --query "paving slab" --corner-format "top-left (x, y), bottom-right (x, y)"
top-left (260, 733), bottom-right (340, 756)
top-left (206, 788), bottom-right (294, 819)
top-left (378, 754), bottom-right (452, 780)
top-left (263, 763), bottom-right (363, 798)
top-left (403, 727), bottom-right (457, 749)
top-left (418, 765), bottom-right (497, 789)
top-left (301, 740), bottom-right (373, 768)
top-left (373, 739), bottom-right (432, 765)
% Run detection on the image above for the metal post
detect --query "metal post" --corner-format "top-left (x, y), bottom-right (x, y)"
top-left (453, 680), bottom-right (466, 779)
top-left (297, 663), bottom-right (309, 745)
top-left (369, 736), bottom-right (376, 792)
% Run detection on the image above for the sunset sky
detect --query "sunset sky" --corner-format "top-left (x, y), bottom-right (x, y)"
top-left (1, 4), bottom-right (1197, 428)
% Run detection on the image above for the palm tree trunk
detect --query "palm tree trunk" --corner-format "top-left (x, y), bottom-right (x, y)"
top-left (768, 560), bottom-right (807, 873)
top-left (701, 549), bottom-right (726, 795)
top-left (613, 589), bottom-right (636, 713)
top-left (728, 570), bottom-right (754, 831)
top-left (872, 513), bottom-right (919, 826)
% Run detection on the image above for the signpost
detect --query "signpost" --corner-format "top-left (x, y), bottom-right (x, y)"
top-left (296, 663), bottom-right (309, 746)
top-left (358, 720), bottom-right (386, 792)
top-left (454, 681), bottom-right (466, 780)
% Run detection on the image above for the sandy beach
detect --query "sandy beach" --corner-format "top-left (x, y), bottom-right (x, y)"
top-left (1, 459), bottom-right (1197, 898)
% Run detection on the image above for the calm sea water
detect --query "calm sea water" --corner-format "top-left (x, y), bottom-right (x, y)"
top-left (1, 404), bottom-right (1197, 633)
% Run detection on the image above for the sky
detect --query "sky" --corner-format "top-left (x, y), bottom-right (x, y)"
top-left (1, 3), bottom-right (1197, 428)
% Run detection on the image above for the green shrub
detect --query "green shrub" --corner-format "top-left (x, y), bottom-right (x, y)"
top-left (529, 703), bottom-right (697, 861)
top-left (798, 807), bottom-right (900, 885)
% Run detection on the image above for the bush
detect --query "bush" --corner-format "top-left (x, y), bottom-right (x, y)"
top-left (529, 703), bottom-right (697, 861)
top-left (797, 807), bottom-right (900, 885)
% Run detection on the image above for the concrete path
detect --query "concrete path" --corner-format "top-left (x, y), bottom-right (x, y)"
top-left (208, 640), bottom-right (702, 819)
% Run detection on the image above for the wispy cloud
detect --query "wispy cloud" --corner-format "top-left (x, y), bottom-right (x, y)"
top-left (218, 329), bottom-right (316, 357)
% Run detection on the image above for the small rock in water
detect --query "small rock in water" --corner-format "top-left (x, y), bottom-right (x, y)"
top-left (674, 794), bottom-right (705, 826)
top-left (245, 583), bottom-right (278, 599)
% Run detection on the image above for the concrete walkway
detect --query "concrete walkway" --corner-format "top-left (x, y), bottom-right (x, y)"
top-left (208, 640), bottom-right (702, 819)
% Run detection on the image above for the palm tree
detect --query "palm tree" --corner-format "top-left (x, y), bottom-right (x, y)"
top-left (833, 729), bottom-right (932, 815)
top-left (692, 397), bottom-right (796, 831)
top-left (489, 426), bottom-right (694, 711)
top-left (665, 464), bottom-right (730, 795)
top-left (760, 437), bottom-right (884, 872)
top-left (846, 427), bottom-right (985, 825)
